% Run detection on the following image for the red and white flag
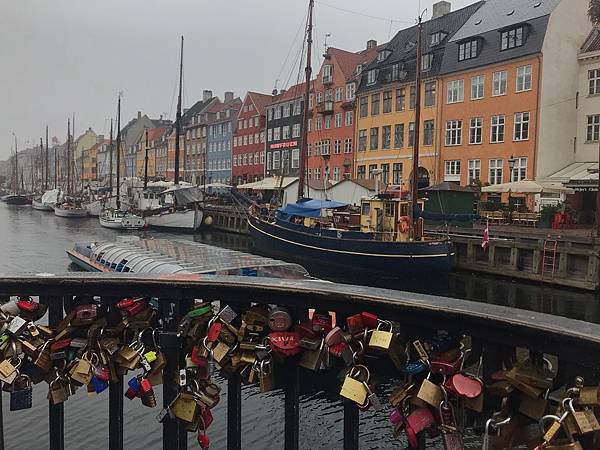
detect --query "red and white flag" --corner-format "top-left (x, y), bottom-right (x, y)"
top-left (481, 221), bottom-right (490, 250)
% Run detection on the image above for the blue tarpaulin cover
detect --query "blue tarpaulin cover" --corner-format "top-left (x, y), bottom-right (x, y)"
top-left (278, 199), bottom-right (348, 219)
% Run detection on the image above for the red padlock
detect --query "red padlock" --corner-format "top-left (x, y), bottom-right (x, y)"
top-left (268, 332), bottom-right (301, 357)
top-left (405, 407), bottom-right (435, 448)
top-left (444, 373), bottom-right (483, 399)
top-left (16, 297), bottom-right (38, 313)
top-left (124, 300), bottom-right (147, 317)
top-left (115, 298), bottom-right (136, 309)
top-left (124, 386), bottom-right (138, 400)
top-left (191, 346), bottom-right (208, 367)
top-left (51, 339), bottom-right (72, 352)
top-left (311, 311), bottom-right (332, 334)
top-left (295, 321), bottom-right (319, 339)
top-left (430, 352), bottom-right (463, 377)
top-left (346, 314), bottom-right (364, 333)
top-left (94, 366), bottom-right (111, 382)
top-left (324, 326), bottom-right (344, 346)
top-left (197, 432), bottom-right (210, 449)
top-left (206, 322), bottom-right (222, 343)
top-left (198, 406), bottom-right (213, 430)
top-left (360, 312), bottom-right (378, 329)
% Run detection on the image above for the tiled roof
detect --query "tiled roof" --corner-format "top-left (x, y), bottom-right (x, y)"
top-left (270, 82), bottom-right (308, 104)
top-left (581, 28), bottom-right (600, 53)
top-left (357, 2), bottom-right (483, 94)
top-left (147, 126), bottom-right (168, 141)
top-left (247, 92), bottom-right (273, 115)
top-left (182, 98), bottom-right (216, 123)
top-left (328, 47), bottom-right (380, 80)
top-left (450, 0), bottom-right (560, 42)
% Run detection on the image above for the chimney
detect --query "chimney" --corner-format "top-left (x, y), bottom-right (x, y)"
top-left (272, 89), bottom-right (278, 96)
top-left (203, 90), bottom-right (213, 101)
top-left (432, 1), bottom-right (451, 19)
top-left (366, 39), bottom-right (377, 50)
top-left (224, 91), bottom-right (234, 103)
top-left (97, 135), bottom-right (104, 142)
top-left (137, 111), bottom-right (142, 119)
top-left (160, 114), bottom-right (163, 120)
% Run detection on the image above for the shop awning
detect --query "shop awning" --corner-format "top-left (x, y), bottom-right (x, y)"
top-left (482, 180), bottom-right (571, 194)
top-left (546, 162), bottom-right (599, 191)
top-left (237, 177), bottom-right (298, 190)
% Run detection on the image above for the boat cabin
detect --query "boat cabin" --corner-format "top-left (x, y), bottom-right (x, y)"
top-left (360, 196), bottom-right (425, 242)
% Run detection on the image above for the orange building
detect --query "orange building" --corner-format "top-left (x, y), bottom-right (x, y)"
top-left (307, 44), bottom-right (380, 183)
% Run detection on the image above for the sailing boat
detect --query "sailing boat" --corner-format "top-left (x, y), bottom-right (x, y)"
top-left (33, 127), bottom-right (58, 211)
top-left (99, 96), bottom-right (145, 230)
top-left (248, 7), bottom-right (454, 275)
top-left (142, 36), bottom-right (203, 232)
top-left (2, 135), bottom-right (30, 205)
top-left (55, 119), bottom-right (88, 218)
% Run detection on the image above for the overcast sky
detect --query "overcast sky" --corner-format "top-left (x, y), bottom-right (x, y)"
top-left (0, 0), bottom-right (472, 159)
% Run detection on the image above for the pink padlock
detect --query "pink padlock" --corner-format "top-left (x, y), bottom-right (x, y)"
top-left (405, 407), bottom-right (435, 448)
top-left (324, 326), bottom-right (344, 346)
top-left (389, 407), bottom-right (404, 425)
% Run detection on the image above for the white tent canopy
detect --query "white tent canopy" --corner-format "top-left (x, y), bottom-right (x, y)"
top-left (202, 182), bottom-right (232, 189)
top-left (482, 180), bottom-right (573, 194)
top-left (237, 177), bottom-right (298, 190)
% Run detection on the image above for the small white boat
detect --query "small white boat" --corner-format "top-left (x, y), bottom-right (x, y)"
top-left (85, 199), bottom-right (103, 217)
top-left (99, 209), bottom-right (146, 230)
top-left (32, 189), bottom-right (59, 211)
top-left (144, 208), bottom-right (203, 231)
top-left (54, 203), bottom-right (89, 218)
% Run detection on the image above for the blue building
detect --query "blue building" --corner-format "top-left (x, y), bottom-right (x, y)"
top-left (206, 93), bottom-right (241, 185)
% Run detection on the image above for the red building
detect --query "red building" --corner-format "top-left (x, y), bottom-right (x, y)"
top-left (232, 91), bottom-right (272, 185)
top-left (307, 44), bottom-right (380, 183)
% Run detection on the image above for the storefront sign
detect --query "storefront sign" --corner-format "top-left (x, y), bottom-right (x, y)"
top-left (270, 141), bottom-right (298, 150)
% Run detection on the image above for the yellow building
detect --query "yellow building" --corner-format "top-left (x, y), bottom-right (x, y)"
top-left (82, 141), bottom-right (103, 182)
top-left (135, 131), bottom-right (157, 179)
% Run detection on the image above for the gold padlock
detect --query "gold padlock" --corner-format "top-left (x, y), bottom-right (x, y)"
top-left (340, 365), bottom-right (369, 406)
top-left (367, 320), bottom-right (393, 352)
top-left (416, 375), bottom-right (443, 408)
top-left (170, 392), bottom-right (199, 423)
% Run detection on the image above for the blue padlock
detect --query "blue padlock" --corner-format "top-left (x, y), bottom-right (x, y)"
top-left (128, 376), bottom-right (141, 392)
top-left (399, 360), bottom-right (428, 376)
top-left (92, 376), bottom-right (109, 394)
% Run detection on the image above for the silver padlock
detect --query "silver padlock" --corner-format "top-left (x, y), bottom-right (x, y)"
top-left (7, 317), bottom-right (28, 336)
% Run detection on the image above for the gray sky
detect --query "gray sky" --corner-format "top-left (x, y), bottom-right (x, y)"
top-left (0, 0), bottom-right (472, 159)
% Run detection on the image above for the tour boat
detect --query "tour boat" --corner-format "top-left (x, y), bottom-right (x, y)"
top-left (99, 208), bottom-right (146, 230)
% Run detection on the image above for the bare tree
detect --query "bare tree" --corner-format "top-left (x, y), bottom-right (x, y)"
top-left (591, 0), bottom-right (600, 25)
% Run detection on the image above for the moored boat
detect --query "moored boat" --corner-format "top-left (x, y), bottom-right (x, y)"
top-left (2, 194), bottom-right (31, 205)
top-left (54, 203), bottom-right (89, 218)
top-left (143, 186), bottom-right (203, 232)
top-left (99, 208), bottom-right (145, 230)
top-left (32, 189), bottom-right (60, 211)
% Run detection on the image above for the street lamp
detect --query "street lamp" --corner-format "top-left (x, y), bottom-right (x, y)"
top-left (508, 155), bottom-right (517, 214)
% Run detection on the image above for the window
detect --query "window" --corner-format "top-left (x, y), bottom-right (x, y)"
top-left (447, 80), bottom-right (464, 104)
top-left (471, 75), bottom-right (484, 100)
top-left (274, 107), bottom-right (281, 119)
top-left (424, 120), bottom-right (434, 146)
top-left (284, 104), bottom-right (291, 118)
top-left (359, 97), bottom-right (368, 118)
top-left (315, 141), bottom-right (322, 156)
top-left (421, 54), bottom-right (433, 71)
top-left (511, 157), bottom-right (527, 182)
top-left (493, 71), bottom-right (507, 96)
top-left (324, 90), bottom-right (332, 102)
top-left (382, 126), bottom-right (391, 149)
top-left (344, 138), bottom-right (352, 153)
top-left (273, 127), bottom-right (281, 140)
top-left (267, 129), bottom-right (272, 141)
top-left (430, 32), bottom-right (443, 46)
top-left (383, 91), bottom-right (392, 113)
top-left (308, 119), bottom-right (312, 132)
top-left (243, 135), bottom-right (248, 146)
top-left (309, 94), bottom-right (314, 109)
top-left (243, 154), bottom-right (248, 166)
top-left (334, 139), bottom-right (342, 154)
top-left (516, 65), bottom-right (532, 92)
top-left (391, 64), bottom-right (400, 81)
top-left (408, 122), bottom-right (415, 147)
top-left (315, 167), bottom-right (321, 180)
top-left (367, 69), bottom-right (377, 85)
top-left (393, 163), bottom-right (402, 185)
top-left (291, 149), bottom-right (299, 169)
top-left (469, 117), bottom-right (483, 144)
top-left (323, 64), bottom-right (333, 83)
top-left (514, 112), bottom-right (530, 141)
top-left (491, 115), bottom-right (505, 143)
top-left (260, 152), bottom-right (264, 164)
top-left (358, 129), bottom-right (367, 151)
top-left (283, 126), bottom-right (290, 140)
top-left (589, 70), bottom-right (600, 95)
top-left (468, 159), bottom-right (481, 184)
top-left (489, 159), bottom-right (503, 185)
top-left (370, 127), bottom-right (379, 150)
top-left (272, 151), bottom-right (280, 170)
top-left (444, 160), bottom-right (461, 181)
top-left (409, 85), bottom-right (417, 109)
top-left (459, 40), bottom-right (478, 61)
top-left (425, 82), bottom-right (436, 107)
top-left (587, 115), bottom-right (600, 141)
top-left (394, 124), bottom-right (404, 148)
top-left (445, 120), bottom-right (463, 146)
top-left (325, 116), bottom-right (331, 129)
top-left (381, 164), bottom-right (389, 184)
top-left (357, 165), bottom-right (366, 179)
top-left (371, 93), bottom-right (380, 116)
top-left (396, 88), bottom-right (405, 111)
top-left (345, 111), bottom-right (353, 127)
top-left (346, 83), bottom-right (356, 101)
top-left (335, 113), bottom-right (342, 128)
top-left (307, 144), bottom-right (311, 156)
top-left (292, 124), bottom-right (301, 138)
top-left (369, 164), bottom-right (378, 179)
top-left (316, 116), bottom-right (322, 131)
top-left (335, 87), bottom-right (343, 102)
top-left (501, 26), bottom-right (524, 51)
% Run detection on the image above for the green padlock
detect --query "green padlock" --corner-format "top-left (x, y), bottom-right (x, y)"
top-left (0, 334), bottom-right (8, 344)
top-left (144, 351), bottom-right (157, 363)
top-left (186, 305), bottom-right (213, 319)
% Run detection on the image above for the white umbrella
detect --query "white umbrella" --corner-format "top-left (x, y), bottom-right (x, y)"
top-left (482, 180), bottom-right (571, 194)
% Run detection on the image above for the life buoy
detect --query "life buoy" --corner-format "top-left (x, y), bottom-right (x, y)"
top-left (399, 216), bottom-right (410, 233)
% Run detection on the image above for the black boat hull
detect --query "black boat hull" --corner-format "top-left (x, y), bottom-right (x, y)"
top-left (248, 216), bottom-right (454, 275)
top-left (2, 195), bottom-right (31, 205)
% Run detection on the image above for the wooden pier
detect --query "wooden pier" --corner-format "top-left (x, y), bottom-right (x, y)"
top-left (203, 204), bottom-right (249, 234)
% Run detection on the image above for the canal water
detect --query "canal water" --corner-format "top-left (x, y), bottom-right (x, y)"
top-left (0, 203), bottom-right (597, 449)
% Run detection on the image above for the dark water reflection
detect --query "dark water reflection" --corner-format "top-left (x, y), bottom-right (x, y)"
top-left (0, 204), bottom-right (597, 449)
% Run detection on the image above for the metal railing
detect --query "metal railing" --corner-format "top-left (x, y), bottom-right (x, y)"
top-left (0, 273), bottom-right (599, 450)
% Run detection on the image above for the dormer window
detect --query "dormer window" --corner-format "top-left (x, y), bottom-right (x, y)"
top-left (355, 64), bottom-right (363, 75)
top-left (405, 41), bottom-right (416, 51)
top-left (430, 32), bottom-right (447, 46)
top-left (501, 26), bottom-right (524, 51)
top-left (367, 69), bottom-right (377, 85)
top-left (458, 39), bottom-right (479, 61)
top-left (421, 54), bottom-right (433, 72)
top-left (377, 50), bottom-right (391, 62)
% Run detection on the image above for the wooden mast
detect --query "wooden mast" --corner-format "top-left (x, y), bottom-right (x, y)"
top-left (297, 0), bottom-right (314, 200)
top-left (40, 137), bottom-right (44, 191)
top-left (109, 119), bottom-right (113, 192)
top-left (174, 36), bottom-right (184, 185)
top-left (14, 135), bottom-right (18, 194)
top-left (67, 119), bottom-right (71, 197)
top-left (144, 128), bottom-right (149, 189)
top-left (410, 16), bottom-right (423, 241)
top-left (116, 97), bottom-right (121, 210)
top-left (45, 126), bottom-right (49, 191)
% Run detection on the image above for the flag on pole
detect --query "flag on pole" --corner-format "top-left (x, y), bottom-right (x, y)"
top-left (481, 221), bottom-right (490, 250)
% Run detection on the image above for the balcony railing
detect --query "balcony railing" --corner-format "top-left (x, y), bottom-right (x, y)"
top-left (0, 273), bottom-right (598, 450)
top-left (317, 101), bottom-right (334, 115)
